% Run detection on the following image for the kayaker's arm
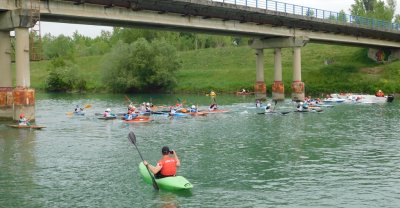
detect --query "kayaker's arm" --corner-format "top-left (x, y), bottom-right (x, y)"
top-left (143, 160), bottom-right (162, 174)
top-left (172, 151), bottom-right (181, 167)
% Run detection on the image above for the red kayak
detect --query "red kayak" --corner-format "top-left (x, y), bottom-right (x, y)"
top-left (207, 109), bottom-right (229, 114)
top-left (188, 112), bottom-right (207, 116)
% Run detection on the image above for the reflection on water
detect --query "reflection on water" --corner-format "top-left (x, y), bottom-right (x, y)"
top-left (0, 126), bottom-right (39, 207)
top-left (1, 93), bottom-right (400, 207)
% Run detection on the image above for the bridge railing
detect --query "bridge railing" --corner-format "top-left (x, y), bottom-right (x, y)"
top-left (212, 0), bottom-right (400, 32)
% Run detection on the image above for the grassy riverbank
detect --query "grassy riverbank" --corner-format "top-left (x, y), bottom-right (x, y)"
top-left (28, 43), bottom-right (400, 95)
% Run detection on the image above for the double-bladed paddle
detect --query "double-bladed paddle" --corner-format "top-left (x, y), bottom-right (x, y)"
top-left (128, 131), bottom-right (159, 190)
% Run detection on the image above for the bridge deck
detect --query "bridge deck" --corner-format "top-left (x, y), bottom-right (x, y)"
top-left (56, 0), bottom-right (399, 42)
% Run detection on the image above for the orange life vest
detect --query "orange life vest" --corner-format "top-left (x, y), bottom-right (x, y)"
top-left (158, 156), bottom-right (177, 176)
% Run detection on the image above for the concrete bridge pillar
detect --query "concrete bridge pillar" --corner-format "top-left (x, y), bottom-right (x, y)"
top-left (291, 47), bottom-right (305, 101)
top-left (14, 27), bottom-right (35, 120)
top-left (15, 28), bottom-right (31, 88)
top-left (255, 49), bottom-right (266, 100)
top-left (0, 9), bottom-right (37, 121)
top-left (0, 31), bottom-right (12, 87)
top-left (272, 48), bottom-right (284, 101)
top-left (0, 31), bottom-right (14, 119)
top-left (250, 37), bottom-right (308, 101)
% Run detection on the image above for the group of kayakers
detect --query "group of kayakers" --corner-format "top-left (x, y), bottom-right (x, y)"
top-left (256, 96), bottom-right (324, 113)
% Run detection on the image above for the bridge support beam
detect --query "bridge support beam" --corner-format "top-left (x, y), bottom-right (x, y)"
top-left (291, 47), bottom-right (305, 101)
top-left (272, 48), bottom-right (284, 101)
top-left (254, 49), bottom-right (266, 100)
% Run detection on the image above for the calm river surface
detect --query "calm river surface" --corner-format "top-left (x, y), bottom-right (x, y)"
top-left (1, 93), bottom-right (400, 208)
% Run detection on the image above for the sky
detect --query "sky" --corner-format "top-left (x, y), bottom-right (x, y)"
top-left (41, 0), bottom-right (400, 38)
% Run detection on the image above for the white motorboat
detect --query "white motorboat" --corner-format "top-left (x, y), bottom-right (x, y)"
top-left (328, 93), bottom-right (394, 104)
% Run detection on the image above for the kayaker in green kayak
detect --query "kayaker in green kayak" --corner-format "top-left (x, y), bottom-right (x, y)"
top-left (143, 146), bottom-right (181, 179)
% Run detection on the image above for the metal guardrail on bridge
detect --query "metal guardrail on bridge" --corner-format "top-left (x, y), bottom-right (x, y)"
top-left (212, 0), bottom-right (400, 32)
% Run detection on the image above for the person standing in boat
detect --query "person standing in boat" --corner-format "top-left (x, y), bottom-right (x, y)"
top-left (210, 90), bottom-right (216, 97)
top-left (143, 146), bottom-right (181, 178)
top-left (18, 114), bottom-right (30, 126)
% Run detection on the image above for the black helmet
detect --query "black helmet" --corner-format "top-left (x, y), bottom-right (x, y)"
top-left (162, 146), bottom-right (170, 155)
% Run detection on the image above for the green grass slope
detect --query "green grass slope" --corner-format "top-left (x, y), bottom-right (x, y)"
top-left (28, 43), bottom-right (400, 95)
top-left (177, 43), bottom-right (400, 95)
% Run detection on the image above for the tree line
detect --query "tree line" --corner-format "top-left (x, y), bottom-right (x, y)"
top-left (41, 28), bottom-right (247, 92)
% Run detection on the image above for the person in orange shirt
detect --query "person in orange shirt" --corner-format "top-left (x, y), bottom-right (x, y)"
top-left (375, 90), bottom-right (385, 97)
top-left (143, 146), bottom-right (181, 178)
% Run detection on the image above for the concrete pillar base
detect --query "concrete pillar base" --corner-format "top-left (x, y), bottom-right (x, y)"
top-left (272, 81), bottom-right (285, 101)
top-left (12, 88), bottom-right (35, 121)
top-left (254, 81), bottom-right (266, 101)
top-left (0, 87), bottom-right (14, 120)
top-left (291, 81), bottom-right (305, 102)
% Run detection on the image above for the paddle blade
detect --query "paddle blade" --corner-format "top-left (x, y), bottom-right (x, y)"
top-left (66, 112), bottom-right (73, 115)
top-left (128, 131), bottom-right (137, 145)
top-left (84, 104), bottom-right (92, 109)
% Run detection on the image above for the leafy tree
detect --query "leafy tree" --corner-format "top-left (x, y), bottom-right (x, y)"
top-left (45, 58), bottom-right (86, 92)
top-left (101, 38), bottom-right (181, 92)
top-left (338, 10), bottom-right (348, 22)
top-left (42, 34), bottom-right (75, 59)
top-left (306, 9), bottom-right (315, 17)
top-left (328, 10), bottom-right (348, 23)
top-left (351, 0), bottom-right (396, 22)
top-left (395, 15), bottom-right (400, 23)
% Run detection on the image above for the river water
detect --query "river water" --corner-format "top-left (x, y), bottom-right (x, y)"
top-left (1, 93), bottom-right (399, 208)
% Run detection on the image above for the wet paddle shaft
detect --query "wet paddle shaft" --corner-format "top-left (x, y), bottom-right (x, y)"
top-left (128, 131), bottom-right (159, 190)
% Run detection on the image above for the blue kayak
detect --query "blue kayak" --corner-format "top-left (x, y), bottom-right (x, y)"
top-left (138, 162), bottom-right (193, 191)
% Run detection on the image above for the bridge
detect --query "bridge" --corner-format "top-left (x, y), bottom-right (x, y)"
top-left (1, 0), bottom-right (400, 120)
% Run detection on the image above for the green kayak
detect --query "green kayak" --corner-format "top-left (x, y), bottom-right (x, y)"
top-left (138, 162), bottom-right (193, 191)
